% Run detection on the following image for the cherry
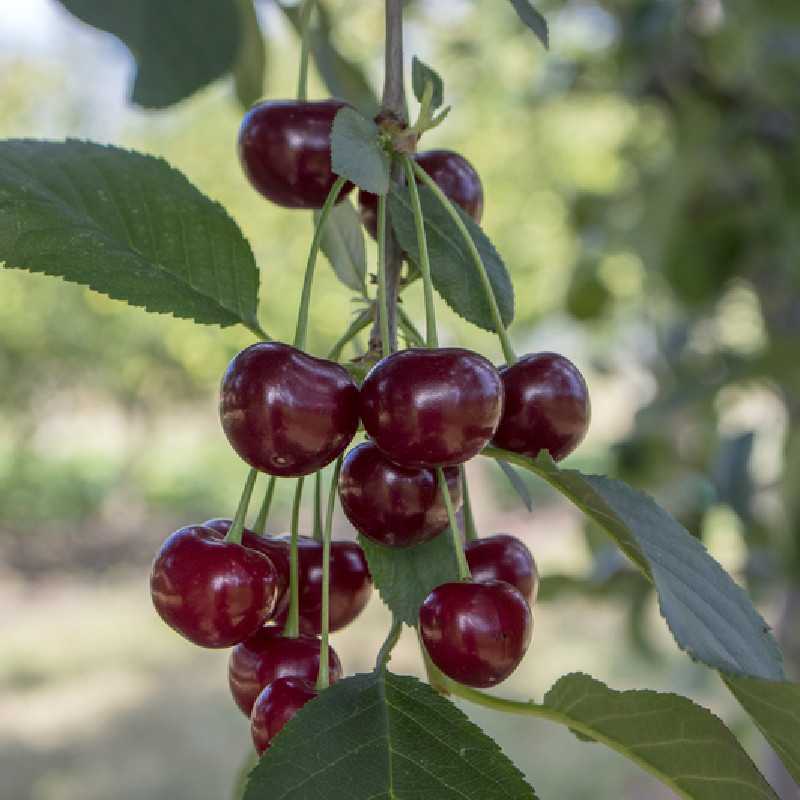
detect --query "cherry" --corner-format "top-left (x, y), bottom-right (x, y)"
top-left (492, 352), bottom-right (590, 462)
top-left (251, 676), bottom-right (318, 755)
top-left (465, 534), bottom-right (539, 604)
top-left (150, 526), bottom-right (279, 648)
top-left (229, 626), bottom-right (342, 716)
top-left (359, 348), bottom-right (504, 468)
top-left (419, 580), bottom-right (532, 688)
top-left (338, 441), bottom-right (463, 547)
top-left (358, 149), bottom-right (484, 238)
top-left (220, 342), bottom-right (360, 477)
top-left (238, 99), bottom-right (353, 209)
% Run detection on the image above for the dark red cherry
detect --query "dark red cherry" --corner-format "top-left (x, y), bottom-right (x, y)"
top-left (238, 99), bottom-right (353, 209)
top-left (492, 353), bottom-right (590, 462)
top-left (150, 526), bottom-right (279, 648)
top-left (338, 441), bottom-right (463, 547)
top-left (220, 342), bottom-right (360, 477)
top-left (251, 676), bottom-right (318, 755)
top-left (419, 580), bottom-right (532, 688)
top-left (229, 627), bottom-right (341, 716)
top-left (465, 534), bottom-right (539, 604)
top-left (358, 149), bottom-right (484, 239)
top-left (359, 348), bottom-right (504, 468)
top-left (271, 535), bottom-right (372, 635)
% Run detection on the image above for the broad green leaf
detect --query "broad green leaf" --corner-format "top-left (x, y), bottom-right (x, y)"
top-left (543, 673), bottom-right (778, 799)
top-left (233, 0), bottom-right (266, 109)
top-left (495, 458), bottom-right (534, 512)
top-left (724, 675), bottom-right (800, 785)
top-left (389, 184), bottom-right (515, 332)
top-left (244, 671), bottom-right (537, 800)
top-left (482, 447), bottom-right (785, 680)
top-left (56, 0), bottom-right (240, 108)
top-left (315, 198), bottom-right (367, 295)
top-left (412, 56), bottom-right (445, 110)
top-left (0, 140), bottom-right (263, 334)
top-left (508, 0), bottom-right (550, 49)
top-left (331, 108), bottom-right (391, 195)
top-left (358, 530), bottom-right (459, 625)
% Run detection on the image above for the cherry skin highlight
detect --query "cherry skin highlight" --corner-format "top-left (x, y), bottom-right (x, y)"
top-left (358, 149), bottom-right (484, 238)
top-left (229, 627), bottom-right (341, 716)
top-left (359, 348), bottom-right (504, 468)
top-left (338, 441), bottom-right (463, 547)
top-left (465, 534), bottom-right (539, 604)
top-left (238, 99), bottom-right (353, 209)
top-left (150, 525), bottom-right (279, 648)
top-left (251, 676), bottom-right (318, 755)
top-left (220, 342), bottom-right (360, 477)
top-left (492, 352), bottom-right (590, 462)
top-left (419, 580), bottom-right (532, 688)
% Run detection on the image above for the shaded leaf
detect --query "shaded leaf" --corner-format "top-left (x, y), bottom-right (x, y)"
top-left (315, 198), bottom-right (367, 295)
top-left (233, 0), bottom-right (266, 109)
top-left (331, 108), bottom-right (390, 195)
top-left (495, 459), bottom-right (533, 512)
top-left (508, 0), bottom-right (549, 49)
top-left (0, 140), bottom-right (263, 334)
top-left (412, 56), bottom-right (445, 109)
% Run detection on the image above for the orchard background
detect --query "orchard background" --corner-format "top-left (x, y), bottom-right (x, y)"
top-left (1, 1), bottom-right (799, 799)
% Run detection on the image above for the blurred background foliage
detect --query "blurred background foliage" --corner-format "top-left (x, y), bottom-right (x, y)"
top-left (1, 0), bottom-right (799, 798)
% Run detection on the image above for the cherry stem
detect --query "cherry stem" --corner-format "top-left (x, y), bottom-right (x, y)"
top-left (377, 193), bottom-right (391, 358)
top-left (284, 476), bottom-right (306, 639)
top-left (460, 465), bottom-right (479, 543)
top-left (293, 175), bottom-right (349, 352)
top-left (296, 0), bottom-right (315, 102)
top-left (312, 470), bottom-right (323, 542)
top-left (437, 468), bottom-right (471, 580)
top-left (375, 617), bottom-right (403, 671)
top-left (411, 161), bottom-right (518, 366)
top-left (401, 155), bottom-right (438, 348)
top-left (224, 467), bottom-right (258, 545)
top-left (327, 306), bottom-right (373, 361)
top-left (252, 474), bottom-right (277, 536)
top-left (316, 455), bottom-right (343, 690)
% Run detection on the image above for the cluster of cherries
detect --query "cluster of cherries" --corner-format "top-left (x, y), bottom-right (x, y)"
top-left (149, 96), bottom-right (591, 757)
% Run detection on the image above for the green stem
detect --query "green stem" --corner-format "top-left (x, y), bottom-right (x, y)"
top-left (460, 465), bottom-right (479, 543)
top-left (312, 470), bottom-right (323, 542)
top-left (377, 193), bottom-right (391, 358)
top-left (296, 0), bottom-right (315, 101)
top-left (316, 456), bottom-right (343, 690)
top-left (245, 319), bottom-right (272, 342)
top-left (401, 155), bottom-right (438, 348)
top-left (411, 160), bottom-right (517, 366)
top-left (327, 307), bottom-right (373, 361)
top-left (293, 176), bottom-right (349, 351)
top-left (284, 476), bottom-right (306, 639)
top-left (252, 474), bottom-right (277, 536)
top-left (437, 468), bottom-right (470, 580)
top-left (397, 306), bottom-right (425, 347)
top-left (224, 468), bottom-right (259, 545)
top-left (375, 617), bottom-right (403, 671)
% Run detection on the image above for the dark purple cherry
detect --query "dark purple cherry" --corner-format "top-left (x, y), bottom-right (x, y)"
top-left (465, 534), bottom-right (539, 604)
top-left (238, 99), bottom-right (353, 209)
top-left (359, 348), bottom-right (504, 468)
top-left (251, 676), bottom-right (318, 754)
top-left (150, 526), bottom-right (279, 648)
top-left (338, 441), bottom-right (463, 547)
top-left (229, 627), bottom-right (342, 716)
top-left (220, 342), bottom-right (360, 477)
top-left (358, 149), bottom-right (484, 238)
top-left (492, 353), bottom-right (590, 462)
top-left (419, 580), bottom-right (532, 688)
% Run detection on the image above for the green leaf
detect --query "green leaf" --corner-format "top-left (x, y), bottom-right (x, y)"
top-left (508, 0), bottom-right (550, 49)
top-left (542, 673), bottom-right (778, 800)
top-left (331, 108), bottom-right (391, 195)
top-left (56, 0), bottom-right (240, 108)
top-left (358, 530), bottom-right (459, 625)
top-left (244, 671), bottom-right (537, 800)
top-left (724, 675), bottom-right (800, 785)
top-left (412, 56), bottom-right (445, 110)
top-left (233, 0), bottom-right (266, 109)
top-left (315, 198), bottom-right (367, 295)
top-left (482, 448), bottom-right (785, 681)
top-left (389, 184), bottom-right (515, 332)
top-left (0, 140), bottom-right (263, 334)
top-left (495, 459), bottom-right (534, 512)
